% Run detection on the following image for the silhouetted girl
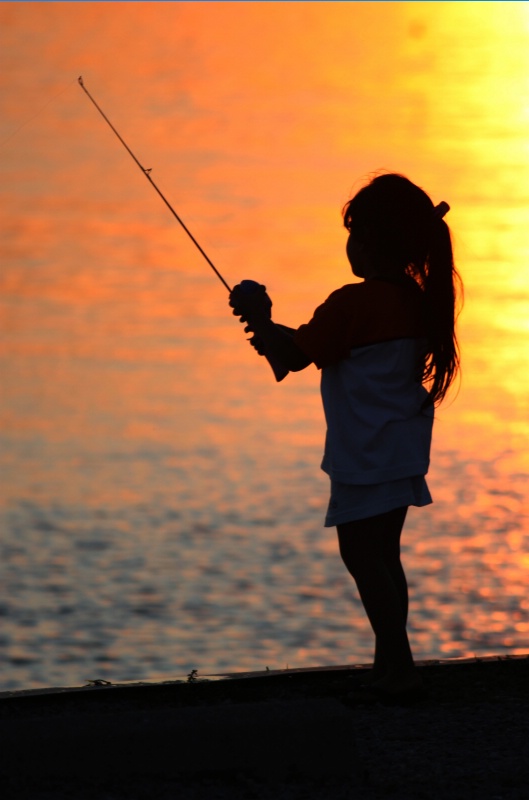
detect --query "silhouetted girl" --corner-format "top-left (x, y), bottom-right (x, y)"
top-left (230, 173), bottom-right (462, 702)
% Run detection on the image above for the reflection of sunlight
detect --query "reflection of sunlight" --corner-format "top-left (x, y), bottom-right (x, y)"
top-left (520, 554), bottom-right (529, 571)
top-left (2, 1), bottom-right (529, 687)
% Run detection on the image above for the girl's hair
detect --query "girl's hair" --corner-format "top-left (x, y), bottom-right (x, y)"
top-left (342, 173), bottom-right (463, 407)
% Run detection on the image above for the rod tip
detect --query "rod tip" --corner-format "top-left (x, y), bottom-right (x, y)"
top-left (78, 75), bottom-right (84, 86)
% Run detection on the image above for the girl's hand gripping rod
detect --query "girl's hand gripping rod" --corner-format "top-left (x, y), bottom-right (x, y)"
top-left (78, 77), bottom-right (288, 382)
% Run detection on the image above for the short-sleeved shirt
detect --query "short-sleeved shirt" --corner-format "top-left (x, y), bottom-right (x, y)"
top-left (293, 278), bottom-right (434, 485)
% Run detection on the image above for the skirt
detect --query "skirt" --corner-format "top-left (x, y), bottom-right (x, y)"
top-left (324, 475), bottom-right (432, 527)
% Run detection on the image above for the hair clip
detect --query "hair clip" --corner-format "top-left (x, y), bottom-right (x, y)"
top-left (434, 201), bottom-right (450, 219)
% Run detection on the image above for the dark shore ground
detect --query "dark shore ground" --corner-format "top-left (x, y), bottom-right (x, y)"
top-left (1, 654), bottom-right (528, 799)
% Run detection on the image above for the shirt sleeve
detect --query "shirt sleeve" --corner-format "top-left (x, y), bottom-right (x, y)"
top-left (293, 281), bottom-right (426, 369)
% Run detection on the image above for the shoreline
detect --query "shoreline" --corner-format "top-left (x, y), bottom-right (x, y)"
top-left (1, 652), bottom-right (525, 701)
top-left (1, 654), bottom-right (528, 798)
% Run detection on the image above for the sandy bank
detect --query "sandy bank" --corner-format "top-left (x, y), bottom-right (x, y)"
top-left (1, 655), bottom-right (528, 799)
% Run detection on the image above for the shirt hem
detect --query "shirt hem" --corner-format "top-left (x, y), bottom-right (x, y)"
top-left (321, 463), bottom-right (431, 485)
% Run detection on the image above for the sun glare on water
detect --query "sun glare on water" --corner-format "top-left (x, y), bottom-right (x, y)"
top-left (0, 1), bottom-right (528, 687)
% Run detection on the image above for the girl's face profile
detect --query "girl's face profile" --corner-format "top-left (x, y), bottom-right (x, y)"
top-left (346, 233), bottom-right (369, 279)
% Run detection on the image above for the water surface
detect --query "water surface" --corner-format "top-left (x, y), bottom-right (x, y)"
top-left (1, 2), bottom-right (528, 690)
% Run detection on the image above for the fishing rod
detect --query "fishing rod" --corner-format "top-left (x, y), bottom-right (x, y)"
top-left (78, 76), bottom-right (288, 381)
top-left (78, 76), bottom-right (231, 291)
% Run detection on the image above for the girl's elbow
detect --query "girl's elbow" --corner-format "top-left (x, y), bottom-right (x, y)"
top-left (288, 352), bottom-right (313, 372)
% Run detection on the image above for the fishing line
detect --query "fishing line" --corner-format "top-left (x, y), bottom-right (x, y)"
top-left (78, 76), bottom-right (232, 292)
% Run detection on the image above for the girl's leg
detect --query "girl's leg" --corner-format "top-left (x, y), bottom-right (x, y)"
top-left (375, 507), bottom-right (409, 676)
top-left (372, 510), bottom-right (409, 680)
top-left (337, 507), bottom-right (420, 694)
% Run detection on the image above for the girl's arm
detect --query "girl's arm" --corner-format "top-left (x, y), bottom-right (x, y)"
top-left (230, 286), bottom-right (312, 372)
top-left (248, 318), bottom-right (312, 372)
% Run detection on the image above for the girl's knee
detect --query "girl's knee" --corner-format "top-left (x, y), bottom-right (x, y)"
top-left (337, 529), bottom-right (379, 580)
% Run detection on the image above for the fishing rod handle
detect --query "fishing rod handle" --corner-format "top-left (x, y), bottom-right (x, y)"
top-left (238, 280), bottom-right (289, 382)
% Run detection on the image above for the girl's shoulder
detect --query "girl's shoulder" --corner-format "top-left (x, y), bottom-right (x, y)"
top-left (324, 278), bottom-right (423, 314)
top-left (325, 278), bottom-right (426, 343)
top-left (294, 278), bottom-right (426, 369)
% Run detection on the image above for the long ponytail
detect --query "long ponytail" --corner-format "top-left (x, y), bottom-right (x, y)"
top-left (421, 217), bottom-right (462, 406)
